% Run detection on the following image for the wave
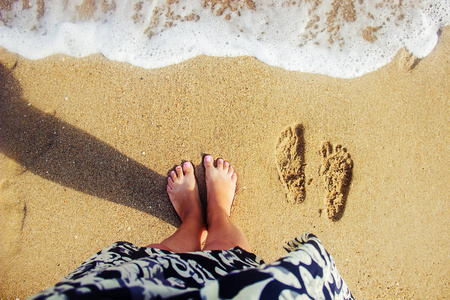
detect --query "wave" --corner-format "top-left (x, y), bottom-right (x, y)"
top-left (0, 0), bottom-right (448, 78)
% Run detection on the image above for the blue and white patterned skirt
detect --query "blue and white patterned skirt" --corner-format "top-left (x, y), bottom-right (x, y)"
top-left (30, 233), bottom-right (353, 299)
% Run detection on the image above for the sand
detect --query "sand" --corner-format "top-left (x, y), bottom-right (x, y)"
top-left (0, 25), bottom-right (449, 299)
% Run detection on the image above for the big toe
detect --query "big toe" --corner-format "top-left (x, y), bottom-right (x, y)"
top-left (183, 161), bottom-right (194, 174)
top-left (204, 155), bottom-right (214, 169)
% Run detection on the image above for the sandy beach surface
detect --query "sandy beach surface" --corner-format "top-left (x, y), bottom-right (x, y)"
top-left (1, 26), bottom-right (449, 299)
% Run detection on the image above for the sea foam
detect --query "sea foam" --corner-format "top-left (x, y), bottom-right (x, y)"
top-left (0, 0), bottom-right (448, 78)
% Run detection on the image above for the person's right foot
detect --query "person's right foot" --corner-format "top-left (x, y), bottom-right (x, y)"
top-left (203, 155), bottom-right (237, 218)
top-left (167, 161), bottom-right (203, 224)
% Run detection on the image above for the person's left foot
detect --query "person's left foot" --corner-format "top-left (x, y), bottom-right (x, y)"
top-left (167, 162), bottom-right (204, 225)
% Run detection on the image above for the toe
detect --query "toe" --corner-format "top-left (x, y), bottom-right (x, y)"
top-left (223, 161), bottom-right (229, 171)
top-left (204, 155), bottom-right (214, 169)
top-left (170, 170), bottom-right (177, 181)
top-left (183, 161), bottom-right (193, 174)
top-left (231, 172), bottom-right (237, 183)
top-left (217, 158), bottom-right (224, 169)
top-left (228, 165), bottom-right (234, 175)
top-left (167, 177), bottom-right (174, 187)
top-left (175, 165), bottom-right (183, 178)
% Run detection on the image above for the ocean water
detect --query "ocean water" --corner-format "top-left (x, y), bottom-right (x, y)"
top-left (0, 0), bottom-right (448, 78)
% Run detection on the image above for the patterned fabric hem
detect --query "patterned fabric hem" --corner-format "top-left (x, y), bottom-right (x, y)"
top-left (29, 233), bottom-right (353, 300)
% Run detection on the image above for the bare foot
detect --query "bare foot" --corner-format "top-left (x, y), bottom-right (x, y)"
top-left (167, 162), bottom-right (204, 224)
top-left (203, 155), bottom-right (237, 219)
top-left (148, 162), bottom-right (204, 252)
top-left (202, 155), bottom-right (251, 251)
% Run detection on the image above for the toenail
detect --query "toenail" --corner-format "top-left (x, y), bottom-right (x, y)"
top-left (176, 166), bottom-right (181, 169)
top-left (184, 161), bottom-right (191, 168)
top-left (205, 156), bottom-right (212, 162)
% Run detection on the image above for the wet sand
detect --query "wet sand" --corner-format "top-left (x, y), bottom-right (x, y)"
top-left (0, 27), bottom-right (449, 299)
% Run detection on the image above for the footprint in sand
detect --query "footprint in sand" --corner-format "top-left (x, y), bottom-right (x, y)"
top-left (319, 141), bottom-right (353, 221)
top-left (275, 124), bottom-right (306, 204)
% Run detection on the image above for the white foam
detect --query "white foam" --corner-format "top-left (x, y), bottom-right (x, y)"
top-left (0, 0), bottom-right (448, 78)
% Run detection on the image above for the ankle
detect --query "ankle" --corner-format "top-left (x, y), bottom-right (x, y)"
top-left (207, 209), bottom-right (230, 226)
top-left (185, 212), bottom-right (206, 224)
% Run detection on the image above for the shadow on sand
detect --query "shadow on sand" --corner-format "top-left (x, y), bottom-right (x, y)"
top-left (0, 64), bottom-right (179, 227)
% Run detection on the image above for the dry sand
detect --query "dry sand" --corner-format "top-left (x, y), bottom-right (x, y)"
top-left (0, 26), bottom-right (449, 299)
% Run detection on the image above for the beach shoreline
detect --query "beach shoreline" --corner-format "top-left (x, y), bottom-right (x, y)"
top-left (1, 27), bottom-right (449, 299)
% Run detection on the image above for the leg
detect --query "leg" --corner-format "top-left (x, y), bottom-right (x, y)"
top-left (202, 155), bottom-right (251, 252)
top-left (147, 162), bottom-right (205, 252)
